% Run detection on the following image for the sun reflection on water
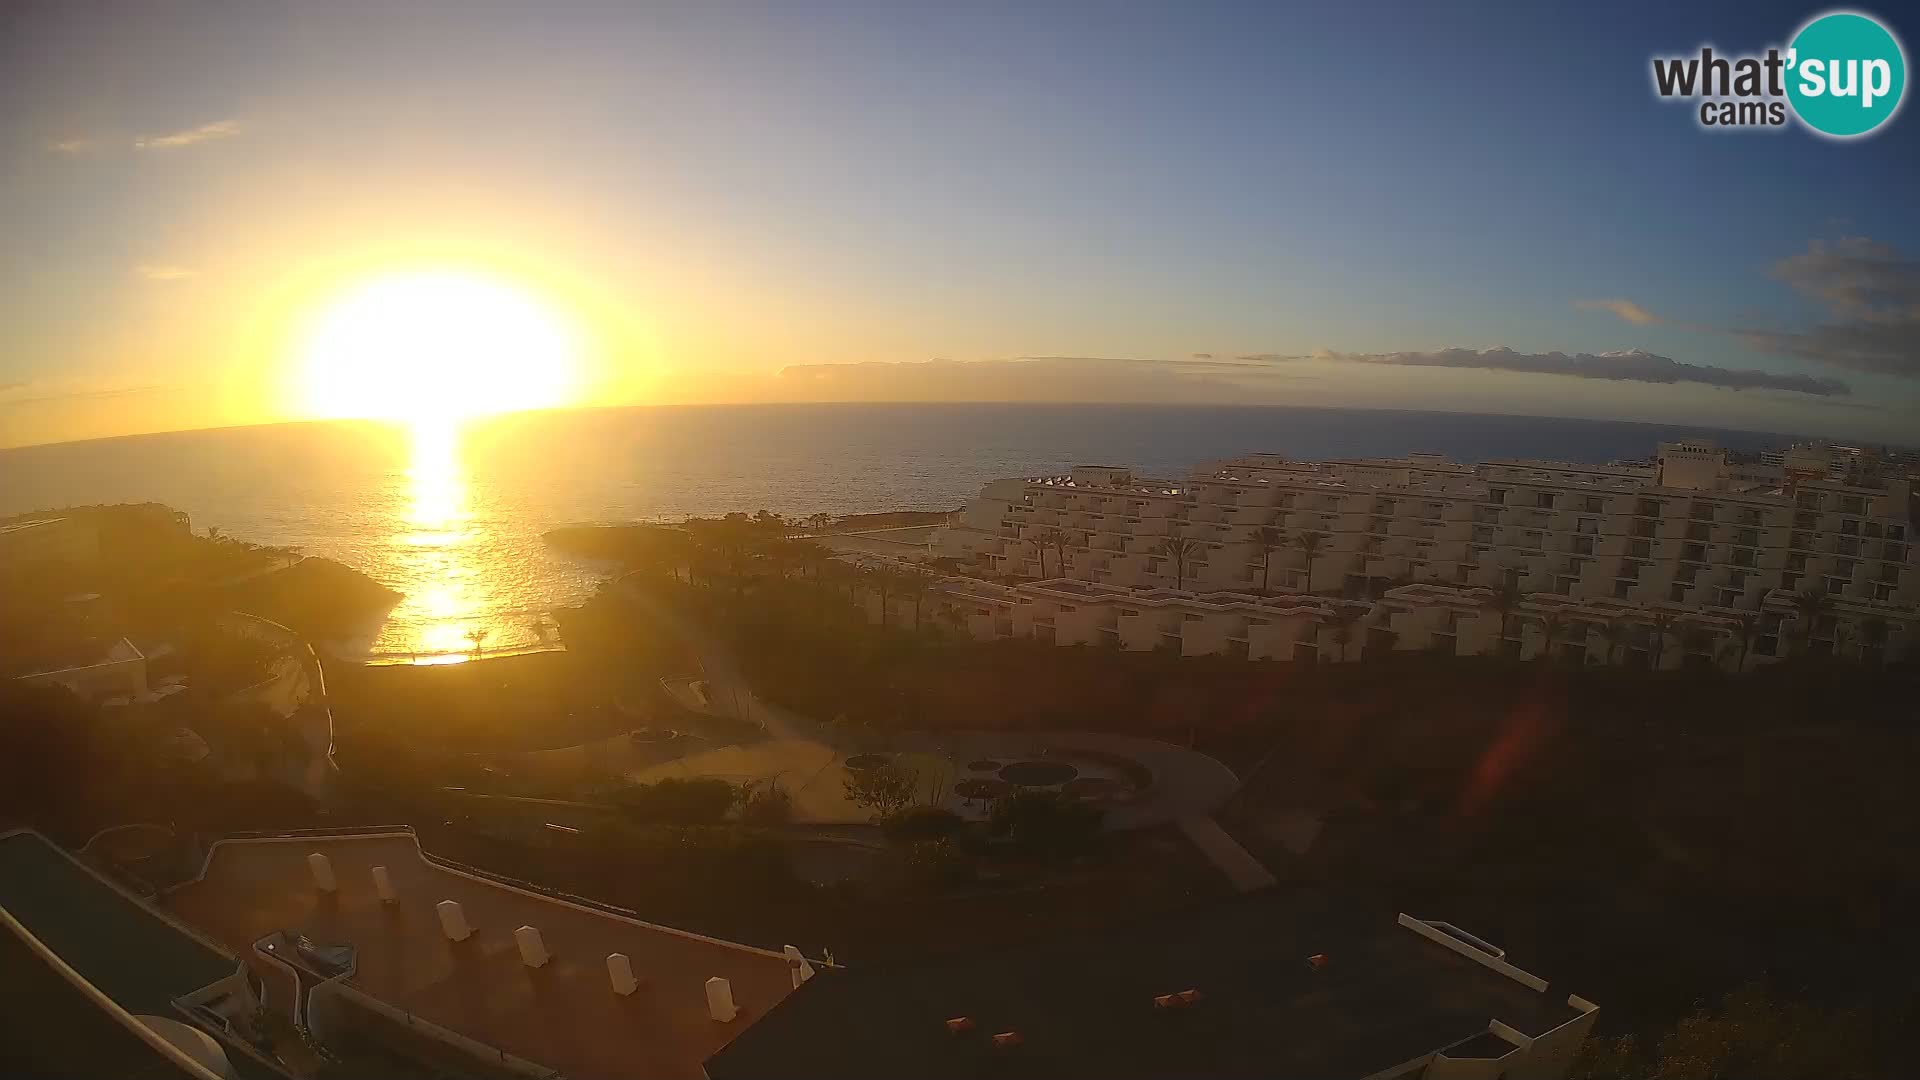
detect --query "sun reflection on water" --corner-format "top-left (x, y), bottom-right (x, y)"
top-left (398, 419), bottom-right (487, 663)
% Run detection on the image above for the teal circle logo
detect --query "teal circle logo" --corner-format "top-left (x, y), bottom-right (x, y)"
top-left (1787, 12), bottom-right (1907, 137)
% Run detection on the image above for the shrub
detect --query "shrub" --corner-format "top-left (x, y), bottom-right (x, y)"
top-left (904, 838), bottom-right (974, 889)
top-left (843, 763), bottom-right (918, 820)
top-left (989, 790), bottom-right (1103, 860)
top-left (612, 777), bottom-right (739, 824)
top-left (739, 781), bottom-right (794, 826)
top-left (883, 806), bottom-right (964, 842)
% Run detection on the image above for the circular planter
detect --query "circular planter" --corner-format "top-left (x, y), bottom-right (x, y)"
top-left (1061, 776), bottom-right (1126, 800)
top-left (954, 778), bottom-right (1015, 800)
top-left (844, 754), bottom-right (891, 772)
top-left (998, 760), bottom-right (1079, 786)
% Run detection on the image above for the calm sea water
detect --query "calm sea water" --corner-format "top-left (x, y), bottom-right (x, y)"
top-left (0, 403), bottom-right (1791, 658)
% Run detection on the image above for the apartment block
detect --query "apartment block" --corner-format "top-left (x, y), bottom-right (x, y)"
top-left (934, 441), bottom-right (1918, 668)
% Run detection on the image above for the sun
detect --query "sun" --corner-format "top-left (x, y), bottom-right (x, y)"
top-left (297, 270), bottom-right (580, 425)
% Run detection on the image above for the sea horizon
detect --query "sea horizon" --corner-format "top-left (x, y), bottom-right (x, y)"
top-left (0, 401), bottom-right (1852, 659)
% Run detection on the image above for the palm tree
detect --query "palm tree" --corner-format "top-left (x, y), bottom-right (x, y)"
top-left (1647, 610), bottom-right (1679, 671)
top-left (1155, 536), bottom-right (1203, 591)
top-left (465, 626), bottom-right (490, 658)
top-left (895, 573), bottom-right (931, 630)
top-left (807, 512), bottom-right (832, 534)
top-left (941, 603), bottom-right (969, 639)
top-left (1293, 530), bottom-right (1326, 592)
top-left (1858, 615), bottom-right (1890, 669)
top-left (1491, 576), bottom-right (1524, 658)
top-left (863, 565), bottom-right (894, 626)
top-left (1790, 588), bottom-right (1831, 655)
top-left (1028, 527), bottom-right (1062, 577)
top-left (1534, 613), bottom-right (1566, 664)
top-left (1600, 619), bottom-right (1632, 667)
top-left (1831, 621), bottom-right (1857, 663)
top-left (1328, 611), bottom-right (1361, 662)
top-left (1247, 525), bottom-right (1286, 594)
top-left (1727, 610), bottom-right (1762, 673)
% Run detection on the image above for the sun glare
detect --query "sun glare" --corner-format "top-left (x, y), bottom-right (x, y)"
top-left (297, 270), bottom-right (579, 425)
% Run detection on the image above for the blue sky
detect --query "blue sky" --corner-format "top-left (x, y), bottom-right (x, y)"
top-left (2, 0), bottom-right (1917, 446)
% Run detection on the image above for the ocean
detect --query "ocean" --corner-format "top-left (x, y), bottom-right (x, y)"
top-left (0, 403), bottom-right (1795, 659)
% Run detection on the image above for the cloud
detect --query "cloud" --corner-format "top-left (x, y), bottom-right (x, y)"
top-left (1576, 298), bottom-right (1663, 326)
top-left (135, 264), bottom-right (196, 282)
top-left (49, 138), bottom-right (97, 155)
top-left (133, 119), bottom-right (240, 150)
top-left (1735, 237), bottom-right (1920, 378)
top-left (0, 382), bottom-right (168, 408)
top-left (1312, 347), bottom-right (1849, 397)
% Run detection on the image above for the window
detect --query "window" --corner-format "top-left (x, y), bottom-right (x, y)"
top-left (1841, 497), bottom-right (1866, 515)
top-left (1788, 554), bottom-right (1807, 572)
top-left (1795, 511), bottom-right (1819, 529)
top-left (1572, 536), bottom-right (1595, 556)
top-left (1735, 528), bottom-right (1759, 547)
top-left (1629, 540), bottom-right (1651, 559)
top-left (1781, 572), bottom-right (1800, 591)
top-left (1576, 517), bottom-right (1600, 535)
top-left (1826, 577), bottom-right (1846, 595)
top-left (1536, 492), bottom-right (1556, 509)
top-left (1487, 488), bottom-right (1507, 504)
top-left (1797, 492), bottom-right (1820, 510)
top-left (1633, 519), bottom-right (1657, 538)
top-left (1682, 543), bottom-right (1707, 562)
top-left (1686, 522), bottom-right (1710, 541)
top-left (1834, 559), bottom-right (1857, 578)
top-left (1875, 583), bottom-right (1897, 601)
top-left (1738, 509), bottom-right (1763, 527)
top-left (1880, 563), bottom-right (1902, 583)
top-left (1717, 588), bottom-right (1738, 607)
top-left (1669, 584), bottom-right (1687, 602)
top-left (1613, 580), bottom-right (1631, 599)
top-left (1892, 524), bottom-right (1908, 542)
top-left (1841, 519), bottom-right (1860, 535)
top-left (1732, 548), bottom-right (1755, 568)
top-left (1583, 496), bottom-right (1606, 514)
top-left (1791, 531), bottom-right (1813, 550)
top-left (1689, 501), bottom-right (1715, 520)
top-left (1636, 498), bottom-right (1661, 517)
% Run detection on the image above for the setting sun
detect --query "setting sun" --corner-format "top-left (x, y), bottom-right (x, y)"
top-left (297, 270), bottom-right (580, 424)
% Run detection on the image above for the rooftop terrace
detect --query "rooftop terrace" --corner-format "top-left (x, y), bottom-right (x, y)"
top-left (706, 890), bottom-right (1588, 1080)
top-left (166, 832), bottom-right (797, 1080)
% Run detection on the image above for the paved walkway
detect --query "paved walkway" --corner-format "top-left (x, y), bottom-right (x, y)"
top-left (1178, 815), bottom-right (1277, 892)
top-left (615, 581), bottom-right (1243, 829)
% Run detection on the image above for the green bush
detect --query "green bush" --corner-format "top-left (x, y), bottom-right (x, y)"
top-left (883, 805), bottom-right (964, 842)
top-left (988, 790), bottom-right (1103, 859)
top-left (904, 838), bottom-right (974, 889)
top-left (612, 777), bottom-right (739, 824)
top-left (739, 781), bottom-right (794, 826)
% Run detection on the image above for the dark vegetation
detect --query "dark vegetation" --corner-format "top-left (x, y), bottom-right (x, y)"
top-left (0, 682), bottom-right (322, 845)
top-left (599, 524), bottom-right (1919, 1072)
top-left (0, 503), bottom-right (397, 642)
top-left (1211, 657), bottom-right (1920, 1071)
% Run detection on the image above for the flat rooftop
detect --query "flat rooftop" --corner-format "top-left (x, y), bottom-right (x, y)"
top-left (0, 926), bottom-right (211, 1080)
top-left (706, 891), bottom-right (1585, 1080)
top-left (166, 832), bottom-right (796, 1080)
top-left (0, 831), bottom-right (237, 1019)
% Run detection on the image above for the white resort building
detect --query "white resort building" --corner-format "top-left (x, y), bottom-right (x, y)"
top-left (931, 441), bottom-right (1919, 670)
